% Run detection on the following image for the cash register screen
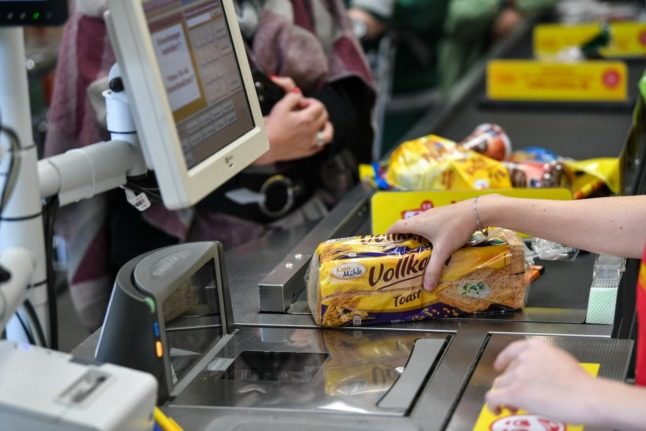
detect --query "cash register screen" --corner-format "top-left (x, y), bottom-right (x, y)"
top-left (143, 0), bottom-right (255, 169)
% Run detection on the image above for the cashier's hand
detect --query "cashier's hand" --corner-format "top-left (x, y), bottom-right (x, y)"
top-left (255, 89), bottom-right (334, 165)
top-left (486, 338), bottom-right (599, 424)
top-left (387, 198), bottom-right (478, 291)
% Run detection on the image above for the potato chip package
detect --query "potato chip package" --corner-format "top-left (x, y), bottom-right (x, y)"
top-left (385, 134), bottom-right (512, 190)
top-left (307, 229), bottom-right (527, 327)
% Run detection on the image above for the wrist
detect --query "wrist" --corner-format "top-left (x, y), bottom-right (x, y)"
top-left (583, 378), bottom-right (618, 427)
top-left (477, 193), bottom-right (503, 228)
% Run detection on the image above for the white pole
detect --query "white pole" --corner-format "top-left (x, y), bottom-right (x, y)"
top-left (0, 28), bottom-right (49, 344)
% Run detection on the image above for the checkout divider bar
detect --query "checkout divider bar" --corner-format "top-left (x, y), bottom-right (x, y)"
top-left (378, 338), bottom-right (446, 410)
top-left (258, 183), bottom-right (374, 312)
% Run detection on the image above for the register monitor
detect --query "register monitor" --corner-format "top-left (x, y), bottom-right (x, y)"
top-left (105, 0), bottom-right (268, 209)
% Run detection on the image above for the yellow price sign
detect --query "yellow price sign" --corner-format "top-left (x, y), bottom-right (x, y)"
top-left (534, 22), bottom-right (646, 58)
top-left (472, 363), bottom-right (600, 431)
top-left (487, 60), bottom-right (627, 102)
top-left (371, 188), bottom-right (572, 235)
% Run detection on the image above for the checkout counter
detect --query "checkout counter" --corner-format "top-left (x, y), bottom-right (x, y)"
top-left (72, 17), bottom-right (641, 431)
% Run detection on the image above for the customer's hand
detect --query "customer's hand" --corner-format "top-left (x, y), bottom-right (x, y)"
top-left (486, 338), bottom-right (599, 424)
top-left (256, 90), bottom-right (334, 164)
top-left (492, 6), bottom-right (523, 39)
top-left (387, 198), bottom-right (479, 291)
top-left (270, 75), bottom-right (298, 93)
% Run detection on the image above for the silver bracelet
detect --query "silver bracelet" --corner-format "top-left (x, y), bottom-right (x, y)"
top-left (473, 196), bottom-right (484, 231)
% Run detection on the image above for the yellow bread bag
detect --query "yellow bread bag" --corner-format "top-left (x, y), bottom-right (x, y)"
top-left (307, 229), bottom-right (527, 327)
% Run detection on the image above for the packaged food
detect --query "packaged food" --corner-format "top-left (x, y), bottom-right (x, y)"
top-left (307, 230), bottom-right (528, 327)
top-left (562, 158), bottom-right (619, 199)
top-left (504, 160), bottom-right (568, 188)
top-left (459, 123), bottom-right (512, 161)
top-left (510, 146), bottom-right (559, 163)
top-left (385, 134), bottom-right (511, 191)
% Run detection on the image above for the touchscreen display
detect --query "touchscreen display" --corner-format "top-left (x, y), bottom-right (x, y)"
top-left (143, 0), bottom-right (254, 169)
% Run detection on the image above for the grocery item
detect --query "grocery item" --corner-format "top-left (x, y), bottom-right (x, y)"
top-left (509, 146), bottom-right (559, 163)
top-left (504, 160), bottom-right (568, 188)
top-left (385, 134), bottom-right (511, 191)
top-left (307, 230), bottom-right (527, 327)
top-left (562, 157), bottom-right (619, 199)
top-left (459, 123), bottom-right (512, 161)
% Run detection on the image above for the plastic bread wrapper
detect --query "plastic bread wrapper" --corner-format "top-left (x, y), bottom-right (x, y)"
top-left (307, 229), bottom-right (528, 327)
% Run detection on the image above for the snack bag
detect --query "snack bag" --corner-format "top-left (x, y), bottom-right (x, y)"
top-left (307, 229), bottom-right (527, 327)
top-left (384, 134), bottom-right (512, 191)
top-left (562, 157), bottom-right (619, 198)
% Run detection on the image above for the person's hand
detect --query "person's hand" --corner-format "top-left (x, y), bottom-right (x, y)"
top-left (387, 198), bottom-right (479, 291)
top-left (485, 338), bottom-right (600, 424)
top-left (255, 91), bottom-right (334, 164)
top-left (270, 75), bottom-right (297, 93)
top-left (347, 8), bottom-right (387, 40)
top-left (492, 6), bottom-right (523, 39)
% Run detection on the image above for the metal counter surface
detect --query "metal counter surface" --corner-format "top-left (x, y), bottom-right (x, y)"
top-left (226, 197), bottom-right (601, 331)
top-left (158, 325), bottom-right (630, 431)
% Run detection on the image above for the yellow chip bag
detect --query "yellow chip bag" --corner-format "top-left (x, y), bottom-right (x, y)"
top-left (385, 134), bottom-right (512, 190)
top-left (563, 157), bottom-right (619, 199)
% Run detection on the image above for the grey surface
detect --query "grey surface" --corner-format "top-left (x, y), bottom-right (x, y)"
top-left (167, 409), bottom-right (422, 431)
top-left (170, 326), bottom-right (449, 416)
top-left (378, 338), bottom-right (446, 410)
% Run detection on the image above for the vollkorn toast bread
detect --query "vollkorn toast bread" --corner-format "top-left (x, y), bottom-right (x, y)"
top-left (307, 229), bottom-right (527, 327)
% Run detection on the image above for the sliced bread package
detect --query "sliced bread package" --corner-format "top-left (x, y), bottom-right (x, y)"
top-left (307, 229), bottom-right (527, 327)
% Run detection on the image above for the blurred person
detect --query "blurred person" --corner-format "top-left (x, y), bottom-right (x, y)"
top-left (387, 193), bottom-right (646, 429)
top-left (346, 0), bottom-right (555, 156)
top-left (346, 0), bottom-right (449, 157)
top-left (347, 0), bottom-right (449, 97)
top-left (439, 0), bottom-right (556, 94)
top-left (45, 0), bottom-right (374, 330)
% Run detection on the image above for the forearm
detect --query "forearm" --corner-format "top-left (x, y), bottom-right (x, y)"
top-left (479, 194), bottom-right (646, 258)
top-left (588, 379), bottom-right (646, 430)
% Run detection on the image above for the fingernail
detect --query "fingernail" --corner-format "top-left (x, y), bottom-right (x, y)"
top-left (291, 87), bottom-right (301, 93)
top-left (424, 281), bottom-right (437, 291)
